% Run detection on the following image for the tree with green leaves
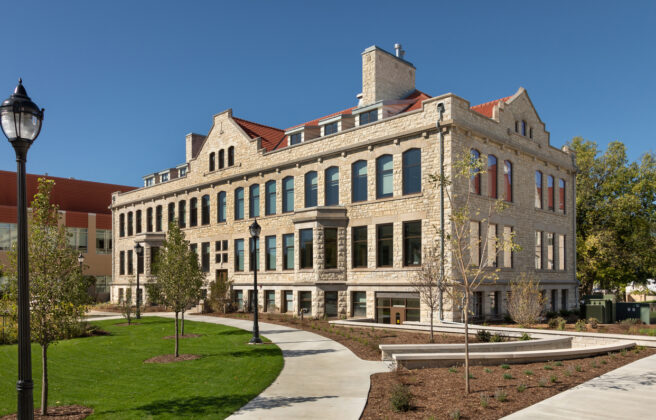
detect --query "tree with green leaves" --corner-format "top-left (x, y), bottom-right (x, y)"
top-left (208, 275), bottom-right (233, 314)
top-left (568, 138), bottom-right (656, 296)
top-left (429, 152), bottom-right (517, 394)
top-left (6, 178), bottom-right (90, 415)
top-left (152, 221), bottom-right (204, 357)
top-left (120, 281), bottom-right (134, 325)
top-left (409, 243), bottom-right (445, 343)
top-left (507, 273), bottom-right (547, 327)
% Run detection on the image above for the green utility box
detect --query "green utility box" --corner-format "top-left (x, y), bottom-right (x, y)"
top-left (584, 304), bottom-right (608, 323)
top-left (640, 304), bottom-right (656, 325)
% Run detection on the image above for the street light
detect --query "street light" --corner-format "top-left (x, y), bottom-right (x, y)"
top-left (248, 219), bottom-right (262, 344)
top-left (134, 242), bottom-right (143, 319)
top-left (78, 253), bottom-right (84, 271)
top-left (1, 79), bottom-right (44, 420)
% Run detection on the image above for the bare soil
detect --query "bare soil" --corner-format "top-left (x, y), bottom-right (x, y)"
top-left (363, 347), bottom-right (656, 419)
top-left (144, 354), bottom-right (201, 364)
top-left (201, 312), bottom-right (479, 361)
top-left (162, 333), bottom-right (202, 339)
top-left (0, 405), bottom-right (93, 419)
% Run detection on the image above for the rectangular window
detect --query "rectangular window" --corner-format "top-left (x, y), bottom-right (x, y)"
top-left (535, 171), bottom-right (543, 209)
top-left (402, 149), bottom-right (421, 195)
top-left (146, 208), bottom-right (153, 232)
top-left (135, 210), bottom-right (142, 234)
top-left (178, 201), bottom-right (186, 228)
top-left (323, 122), bottom-right (338, 136)
top-left (283, 290), bottom-right (293, 312)
top-left (470, 221), bottom-right (481, 266)
top-left (201, 195), bottom-right (210, 225)
top-left (559, 179), bottom-right (566, 213)
top-left (359, 109), bottom-right (378, 125)
top-left (168, 203), bottom-right (175, 227)
top-left (156, 205), bottom-right (163, 231)
top-left (325, 167), bottom-right (339, 206)
top-left (202, 242), bottom-right (210, 272)
top-left (190, 199), bottom-right (198, 227)
top-left (249, 185), bottom-right (260, 218)
top-left (403, 221), bottom-right (422, 266)
top-left (161, 172), bottom-right (169, 182)
top-left (299, 229), bottom-right (313, 269)
top-left (488, 155), bottom-right (497, 198)
top-left (222, 240), bottom-right (228, 251)
top-left (282, 177), bottom-right (294, 213)
top-left (352, 291), bottom-right (367, 317)
top-left (234, 290), bottom-right (244, 311)
top-left (352, 226), bottom-right (368, 268)
top-left (235, 239), bottom-right (244, 272)
top-left (490, 291), bottom-right (500, 316)
top-left (504, 160), bottom-right (512, 202)
top-left (190, 243), bottom-right (198, 259)
top-left (551, 289), bottom-right (558, 312)
top-left (119, 214), bottom-right (125, 237)
top-left (535, 231), bottom-right (542, 270)
top-left (377, 224), bottom-right (393, 267)
top-left (547, 232), bottom-right (554, 270)
top-left (558, 234), bottom-right (566, 270)
top-left (325, 291), bottom-right (338, 317)
top-left (96, 229), bottom-right (111, 254)
top-left (265, 290), bottom-right (276, 312)
top-left (304, 172), bottom-right (318, 207)
top-left (127, 212), bottom-right (133, 236)
top-left (249, 237), bottom-right (260, 271)
top-left (215, 240), bottom-right (222, 252)
top-left (218, 192), bottom-right (226, 222)
top-left (290, 132), bottom-right (302, 145)
top-left (324, 228), bottom-right (337, 269)
top-left (548, 176), bottom-right (555, 211)
top-left (487, 223), bottom-right (498, 267)
top-left (503, 226), bottom-right (513, 268)
top-left (67, 227), bottom-right (88, 252)
top-left (561, 289), bottom-right (568, 310)
top-left (127, 250), bottom-right (133, 275)
top-left (265, 235), bottom-right (276, 271)
top-left (299, 291), bottom-right (312, 315)
top-left (352, 161), bottom-right (368, 202)
top-left (0, 223), bottom-right (17, 251)
top-left (235, 188), bottom-right (244, 220)
top-left (265, 181), bottom-right (276, 215)
top-left (376, 155), bottom-right (393, 198)
top-left (283, 233), bottom-right (294, 270)
top-left (119, 251), bottom-right (125, 275)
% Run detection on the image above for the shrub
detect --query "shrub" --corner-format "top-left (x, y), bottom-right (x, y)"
top-left (550, 374), bottom-right (558, 383)
top-left (621, 349), bottom-right (628, 356)
top-left (524, 370), bottom-right (533, 376)
top-left (564, 369), bottom-right (572, 377)
top-left (621, 318), bottom-right (641, 326)
top-left (503, 373), bottom-right (513, 380)
top-left (575, 319), bottom-right (587, 332)
top-left (575, 365), bottom-right (583, 372)
top-left (517, 384), bottom-right (526, 393)
top-left (449, 366), bottom-right (458, 373)
top-left (490, 333), bottom-right (506, 343)
top-left (500, 364), bottom-right (510, 370)
top-left (480, 395), bottom-right (488, 408)
top-left (484, 368), bottom-right (492, 373)
top-left (389, 384), bottom-right (412, 413)
top-left (588, 318), bottom-right (599, 329)
top-left (494, 389), bottom-right (508, 402)
top-left (554, 361), bottom-right (563, 367)
top-left (477, 329), bottom-right (491, 342)
top-left (520, 332), bottom-right (531, 341)
top-left (543, 364), bottom-right (554, 371)
top-left (507, 273), bottom-right (547, 327)
top-left (590, 361), bottom-right (598, 368)
top-left (557, 317), bottom-right (567, 330)
top-left (548, 316), bottom-right (566, 330)
top-left (639, 328), bottom-right (656, 336)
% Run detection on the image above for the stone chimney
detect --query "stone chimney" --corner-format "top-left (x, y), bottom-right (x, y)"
top-left (185, 133), bottom-right (206, 162)
top-left (360, 44), bottom-right (416, 106)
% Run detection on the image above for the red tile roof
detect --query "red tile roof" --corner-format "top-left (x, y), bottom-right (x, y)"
top-left (233, 117), bottom-right (287, 152)
top-left (400, 90), bottom-right (432, 112)
top-left (0, 171), bottom-right (136, 215)
top-left (285, 107), bottom-right (356, 131)
top-left (471, 96), bottom-right (512, 118)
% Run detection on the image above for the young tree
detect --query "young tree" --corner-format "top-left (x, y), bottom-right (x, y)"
top-left (507, 273), bottom-right (547, 327)
top-left (120, 281), bottom-right (134, 325)
top-left (430, 153), bottom-right (517, 394)
top-left (152, 221), bottom-right (204, 357)
top-left (208, 275), bottom-right (234, 314)
top-left (409, 244), bottom-right (445, 343)
top-left (6, 178), bottom-right (90, 415)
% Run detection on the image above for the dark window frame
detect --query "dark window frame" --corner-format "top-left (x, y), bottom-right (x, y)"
top-left (352, 226), bottom-right (368, 268)
top-left (376, 154), bottom-right (393, 199)
top-left (402, 148), bottom-right (421, 195)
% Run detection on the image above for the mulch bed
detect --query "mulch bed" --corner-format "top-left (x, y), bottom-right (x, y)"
top-left (201, 312), bottom-right (476, 361)
top-left (162, 334), bottom-right (202, 339)
top-left (362, 347), bottom-right (656, 419)
top-left (0, 405), bottom-right (93, 419)
top-left (498, 322), bottom-right (656, 336)
top-left (143, 354), bottom-right (201, 364)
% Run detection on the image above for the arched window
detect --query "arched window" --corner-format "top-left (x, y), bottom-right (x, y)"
top-left (488, 154), bottom-right (497, 198)
top-left (504, 160), bottom-right (513, 202)
top-left (146, 207), bottom-right (153, 232)
top-left (168, 203), bottom-right (175, 227)
top-left (135, 210), bottom-right (142, 234)
top-left (324, 166), bottom-right (339, 206)
top-left (559, 179), bottom-right (566, 214)
top-left (352, 160), bottom-right (368, 202)
top-left (521, 120), bottom-right (527, 136)
top-left (547, 175), bottom-right (555, 211)
top-left (189, 197), bottom-right (198, 227)
top-left (178, 200), bottom-right (186, 228)
top-left (201, 195), bottom-right (210, 225)
top-left (209, 152), bottom-right (215, 172)
top-left (304, 171), bottom-right (318, 207)
top-left (403, 148), bottom-right (421, 195)
top-left (249, 184), bottom-right (260, 218)
top-left (156, 205), bottom-right (163, 231)
top-left (282, 176), bottom-right (294, 213)
top-left (119, 213), bottom-right (125, 237)
top-left (234, 188), bottom-right (244, 220)
top-left (535, 171), bottom-right (543, 208)
top-left (228, 146), bottom-right (235, 166)
top-left (219, 149), bottom-right (225, 169)
top-left (265, 180), bottom-right (276, 215)
top-left (470, 149), bottom-right (481, 195)
top-left (376, 155), bottom-right (393, 199)
top-left (127, 211), bottom-right (133, 236)
top-left (217, 191), bottom-right (226, 222)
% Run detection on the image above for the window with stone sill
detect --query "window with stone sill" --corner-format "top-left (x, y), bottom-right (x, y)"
top-left (352, 226), bottom-right (367, 268)
top-left (359, 109), bottom-right (378, 125)
top-left (323, 122), bottom-right (338, 136)
top-left (324, 228), bottom-right (337, 269)
top-left (290, 132), bottom-right (302, 145)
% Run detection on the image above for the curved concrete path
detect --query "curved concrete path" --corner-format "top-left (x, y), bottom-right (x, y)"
top-left (503, 353), bottom-right (656, 419)
top-left (87, 311), bottom-right (388, 419)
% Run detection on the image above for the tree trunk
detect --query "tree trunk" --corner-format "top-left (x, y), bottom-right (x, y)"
top-left (41, 345), bottom-right (48, 415)
top-left (430, 308), bottom-right (435, 343)
top-left (464, 295), bottom-right (470, 394)
top-left (181, 310), bottom-right (185, 336)
top-left (174, 311), bottom-right (179, 358)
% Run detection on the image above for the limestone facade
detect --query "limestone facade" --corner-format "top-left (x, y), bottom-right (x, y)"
top-left (110, 45), bottom-right (577, 323)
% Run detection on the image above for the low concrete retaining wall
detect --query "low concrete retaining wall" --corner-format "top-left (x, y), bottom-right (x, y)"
top-left (380, 337), bottom-right (572, 361)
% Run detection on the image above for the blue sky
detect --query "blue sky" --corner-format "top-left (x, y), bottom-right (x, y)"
top-left (0, 1), bottom-right (653, 186)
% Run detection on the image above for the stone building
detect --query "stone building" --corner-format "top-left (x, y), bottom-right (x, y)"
top-left (110, 44), bottom-right (577, 323)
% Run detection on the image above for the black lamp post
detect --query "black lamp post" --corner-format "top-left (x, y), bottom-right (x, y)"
top-left (134, 242), bottom-right (143, 319)
top-left (248, 219), bottom-right (262, 344)
top-left (78, 253), bottom-right (84, 271)
top-left (1, 79), bottom-right (44, 420)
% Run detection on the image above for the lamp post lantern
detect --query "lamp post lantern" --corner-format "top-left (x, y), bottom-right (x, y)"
top-left (248, 219), bottom-right (262, 344)
top-left (134, 242), bottom-right (143, 319)
top-left (78, 253), bottom-right (84, 271)
top-left (1, 79), bottom-right (44, 420)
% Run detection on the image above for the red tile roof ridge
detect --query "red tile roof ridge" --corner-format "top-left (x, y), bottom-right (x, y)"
top-left (285, 106), bottom-right (355, 131)
top-left (470, 95), bottom-right (513, 118)
top-left (232, 116), bottom-right (284, 133)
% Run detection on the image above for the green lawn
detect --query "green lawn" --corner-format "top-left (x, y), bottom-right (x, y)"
top-left (0, 317), bottom-right (283, 419)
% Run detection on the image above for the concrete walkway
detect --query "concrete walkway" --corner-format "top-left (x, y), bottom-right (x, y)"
top-left (87, 311), bottom-right (388, 419)
top-left (503, 353), bottom-right (656, 419)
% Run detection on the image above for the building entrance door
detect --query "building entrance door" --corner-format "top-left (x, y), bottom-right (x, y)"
top-left (391, 307), bottom-right (405, 325)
